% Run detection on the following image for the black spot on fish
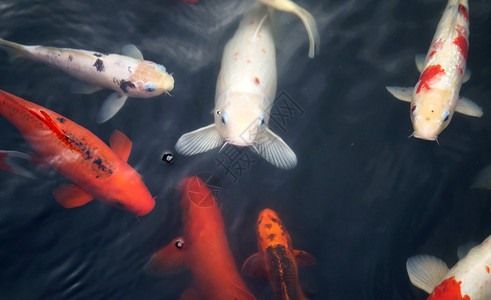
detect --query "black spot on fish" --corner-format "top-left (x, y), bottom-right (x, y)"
top-left (119, 80), bottom-right (135, 93)
top-left (93, 59), bottom-right (104, 72)
top-left (68, 55), bottom-right (73, 62)
top-left (57, 117), bottom-right (66, 123)
top-left (268, 233), bottom-right (276, 241)
top-left (264, 223), bottom-right (272, 229)
top-left (93, 53), bottom-right (103, 57)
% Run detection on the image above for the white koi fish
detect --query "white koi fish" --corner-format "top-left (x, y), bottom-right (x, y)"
top-left (176, 1), bottom-right (317, 169)
top-left (407, 235), bottom-right (491, 299)
top-left (386, 0), bottom-right (482, 141)
top-left (0, 39), bottom-right (174, 123)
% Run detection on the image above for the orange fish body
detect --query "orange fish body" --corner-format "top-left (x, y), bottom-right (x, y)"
top-left (242, 209), bottom-right (316, 300)
top-left (145, 177), bottom-right (256, 300)
top-left (0, 90), bottom-right (154, 216)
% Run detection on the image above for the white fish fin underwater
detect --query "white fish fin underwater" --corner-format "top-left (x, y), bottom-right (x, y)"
top-left (471, 164), bottom-right (491, 190)
top-left (455, 97), bottom-right (483, 117)
top-left (415, 54), bottom-right (425, 73)
top-left (406, 255), bottom-right (449, 294)
top-left (0, 150), bottom-right (35, 179)
top-left (96, 92), bottom-right (128, 123)
top-left (256, 128), bottom-right (297, 169)
top-left (70, 81), bottom-right (103, 95)
top-left (462, 68), bottom-right (471, 83)
top-left (457, 242), bottom-right (479, 260)
top-left (122, 44), bottom-right (144, 60)
top-left (385, 86), bottom-right (413, 102)
top-left (0, 38), bottom-right (24, 62)
top-left (175, 124), bottom-right (224, 156)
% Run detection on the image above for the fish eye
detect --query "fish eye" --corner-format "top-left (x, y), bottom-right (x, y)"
top-left (156, 64), bottom-right (166, 72)
top-left (259, 115), bottom-right (265, 126)
top-left (442, 110), bottom-right (450, 122)
top-left (145, 83), bottom-right (156, 93)
top-left (221, 112), bottom-right (228, 124)
top-left (175, 239), bottom-right (184, 249)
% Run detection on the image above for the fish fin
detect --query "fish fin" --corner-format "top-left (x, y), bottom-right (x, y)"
top-left (385, 86), bottom-right (413, 102)
top-left (0, 150), bottom-right (35, 178)
top-left (0, 38), bottom-right (24, 62)
top-left (144, 237), bottom-right (188, 275)
top-left (96, 92), bottom-right (128, 123)
top-left (455, 97), bottom-right (483, 117)
top-left (175, 124), bottom-right (224, 156)
top-left (241, 253), bottom-right (268, 277)
top-left (256, 128), bottom-right (297, 169)
top-left (471, 164), bottom-right (491, 189)
top-left (53, 183), bottom-right (94, 208)
top-left (415, 54), bottom-right (426, 72)
top-left (70, 81), bottom-right (103, 94)
top-left (178, 287), bottom-right (200, 300)
top-left (293, 250), bottom-right (316, 267)
top-left (406, 255), bottom-right (449, 294)
top-left (109, 130), bottom-right (132, 162)
top-left (122, 44), bottom-right (144, 60)
top-left (462, 68), bottom-right (471, 83)
top-left (457, 242), bottom-right (478, 260)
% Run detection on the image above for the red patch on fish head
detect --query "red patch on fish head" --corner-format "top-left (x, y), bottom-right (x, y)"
top-left (181, 177), bottom-right (216, 207)
top-left (458, 4), bottom-right (469, 22)
top-left (428, 277), bottom-right (470, 300)
top-left (453, 35), bottom-right (468, 61)
top-left (416, 65), bottom-right (445, 94)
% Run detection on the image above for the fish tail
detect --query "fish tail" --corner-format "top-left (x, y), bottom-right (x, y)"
top-left (292, 4), bottom-right (320, 58)
top-left (0, 38), bottom-right (24, 62)
top-left (0, 150), bottom-right (35, 178)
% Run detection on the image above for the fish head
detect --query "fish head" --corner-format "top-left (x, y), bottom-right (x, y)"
top-left (129, 61), bottom-right (174, 98)
top-left (256, 208), bottom-right (292, 250)
top-left (214, 92), bottom-right (268, 147)
top-left (107, 170), bottom-right (155, 216)
top-left (410, 88), bottom-right (455, 141)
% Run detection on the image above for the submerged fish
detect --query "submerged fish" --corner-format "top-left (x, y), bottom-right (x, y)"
top-left (144, 177), bottom-right (256, 300)
top-left (0, 39), bottom-right (174, 123)
top-left (407, 235), bottom-right (491, 299)
top-left (242, 208), bottom-right (316, 300)
top-left (176, 2), bottom-right (307, 169)
top-left (0, 90), bottom-right (155, 216)
top-left (386, 0), bottom-right (482, 141)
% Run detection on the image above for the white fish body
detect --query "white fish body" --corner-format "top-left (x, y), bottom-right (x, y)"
top-left (176, 2), bottom-right (298, 169)
top-left (386, 0), bottom-right (482, 140)
top-left (407, 235), bottom-right (491, 299)
top-left (0, 39), bottom-right (174, 123)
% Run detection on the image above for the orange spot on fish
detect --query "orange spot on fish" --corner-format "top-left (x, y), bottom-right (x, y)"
top-left (234, 52), bottom-right (239, 56)
top-left (428, 277), bottom-right (470, 300)
top-left (429, 50), bottom-right (436, 59)
top-left (254, 77), bottom-right (260, 85)
top-left (262, 48), bottom-right (266, 54)
top-left (486, 265), bottom-right (490, 273)
top-left (453, 35), bottom-right (468, 61)
top-left (456, 65), bottom-right (463, 75)
top-left (416, 65), bottom-right (445, 94)
top-left (247, 59), bottom-right (251, 64)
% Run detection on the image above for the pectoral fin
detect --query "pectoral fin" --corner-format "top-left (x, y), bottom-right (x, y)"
top-left (241, 253), bottom-right (268, 277)
top-left (385, 86), bottom-right (413, 102)
top-left (53, 184), bottom-right (94, 208)
top-left (144, 237), bottom-right (188, 275)
top-left (109, 130), bottom-right (132, 162)
top-left (257, 128), bottom-right (297, 169)
top-left (122, 44), bottom-right (144, 60)
top-left (455, 97), bottom-right (483, 117)
top-left (457, 242), bottom-right (478, 260)
top-left (406, 255), bottom-right (449, 294)
top-left (97, 92), bottom-right (128, 123)
top-left (471, 164), bottom-right (491, 190)
top-left (0, 150), bottom-right (35, 178)
top-left (70, 81), bottom-right (103, 94)
top-left (175, 124), bottom-right (224, 156)
top-left (415, 54), bottom-right (426, 73)
top-left (293, 250), bottom-right (316, 267)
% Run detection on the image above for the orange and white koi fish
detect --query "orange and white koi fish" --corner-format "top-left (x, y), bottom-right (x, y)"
top-left (144, 177), bottom-right (256, 300)
top-left (176, 2), bottom-right (309, 169)
top-left (407, 235), bottom-right (491, 299)
top-left (242, 209), bottom-right (316, 300)
top-left (0, 39), bottom-right (174, 123)
top-left (386, 0), bottom-right (482, 141)
top-left (0, 90), bottom-right (155, 216)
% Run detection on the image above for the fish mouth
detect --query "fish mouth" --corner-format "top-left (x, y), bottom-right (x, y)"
top-left (412, 131), bottom-right (438, 141)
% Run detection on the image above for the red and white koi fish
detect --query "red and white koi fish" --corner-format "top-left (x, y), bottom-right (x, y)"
top-left (0, 90), bottom-right (155, 216)
top-left (242, 209), bottom-right (316, 300)
top-left (386, 0), bottom-right (482, 141)
top-left (407, 235), bottom-right (491, 299)
top-left (176, 2), bottom-right (311, 169)
top-left (144, 177), bottom-right (257, 300)
top-left (0, 39), bottom-right (174, 123)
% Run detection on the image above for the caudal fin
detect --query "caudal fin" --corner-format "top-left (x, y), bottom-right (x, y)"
top-left (0, 38), bottom-right (24, 62)
top-left (0, 150), bottom-right (35, 178)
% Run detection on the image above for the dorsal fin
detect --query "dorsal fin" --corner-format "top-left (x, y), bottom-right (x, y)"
top-left (109, 130), bottom-right (132, 162)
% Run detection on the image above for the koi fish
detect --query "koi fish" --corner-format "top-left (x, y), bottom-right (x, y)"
top-left (175, 2), bottom-right (300, 169)
top-left (257, 0), bottom-right (320, 58)
top-left (407, 235), bottom-right (491, 299)
top-left (0, 39), bottom-right (174, 123)
top-left (0, 90), bottom-right (155, 216)
top-left (242, 209), bottom-right (316, 300)
top-left (385, 0), bottom-right (482, 141)
top-left (144, 177), bottom-right (256, 300)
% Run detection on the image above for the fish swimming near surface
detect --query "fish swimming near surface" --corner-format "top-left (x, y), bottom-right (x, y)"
top-left (385, 0), bottom-right (482, 141)
top-left (407, 235), bottom-right (491, 299)
top-left (0, 39), bottom-right (174, 123)
top-left (242, 208), bottom-right (316, 300)
top-left (0, 90), bottom-right (155, 216)
top-left (176, 2), bottom-right (317, 169)
top-left (144, 176), bottom-right (257, 300)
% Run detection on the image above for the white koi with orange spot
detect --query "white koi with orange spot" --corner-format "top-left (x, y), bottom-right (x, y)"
top-left (176, 2), bottom-right (297, 169)
top-left (407, 235), bottom-right (491, 299)
top-left (386, 0), bottom-right (482, 141)
top-left (0, 39), bottom-right (174, 123)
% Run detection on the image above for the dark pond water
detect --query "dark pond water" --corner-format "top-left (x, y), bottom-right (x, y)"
top-left (0, 0), bottom-right (490, 299)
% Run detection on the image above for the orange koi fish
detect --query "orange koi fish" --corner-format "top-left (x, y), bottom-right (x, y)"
top-left (242, 209), bottom-right (316, 300)
top-left (0, 90), bottom-right (154, 216)
top-left (144, 177), bottom-right (256, 300)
